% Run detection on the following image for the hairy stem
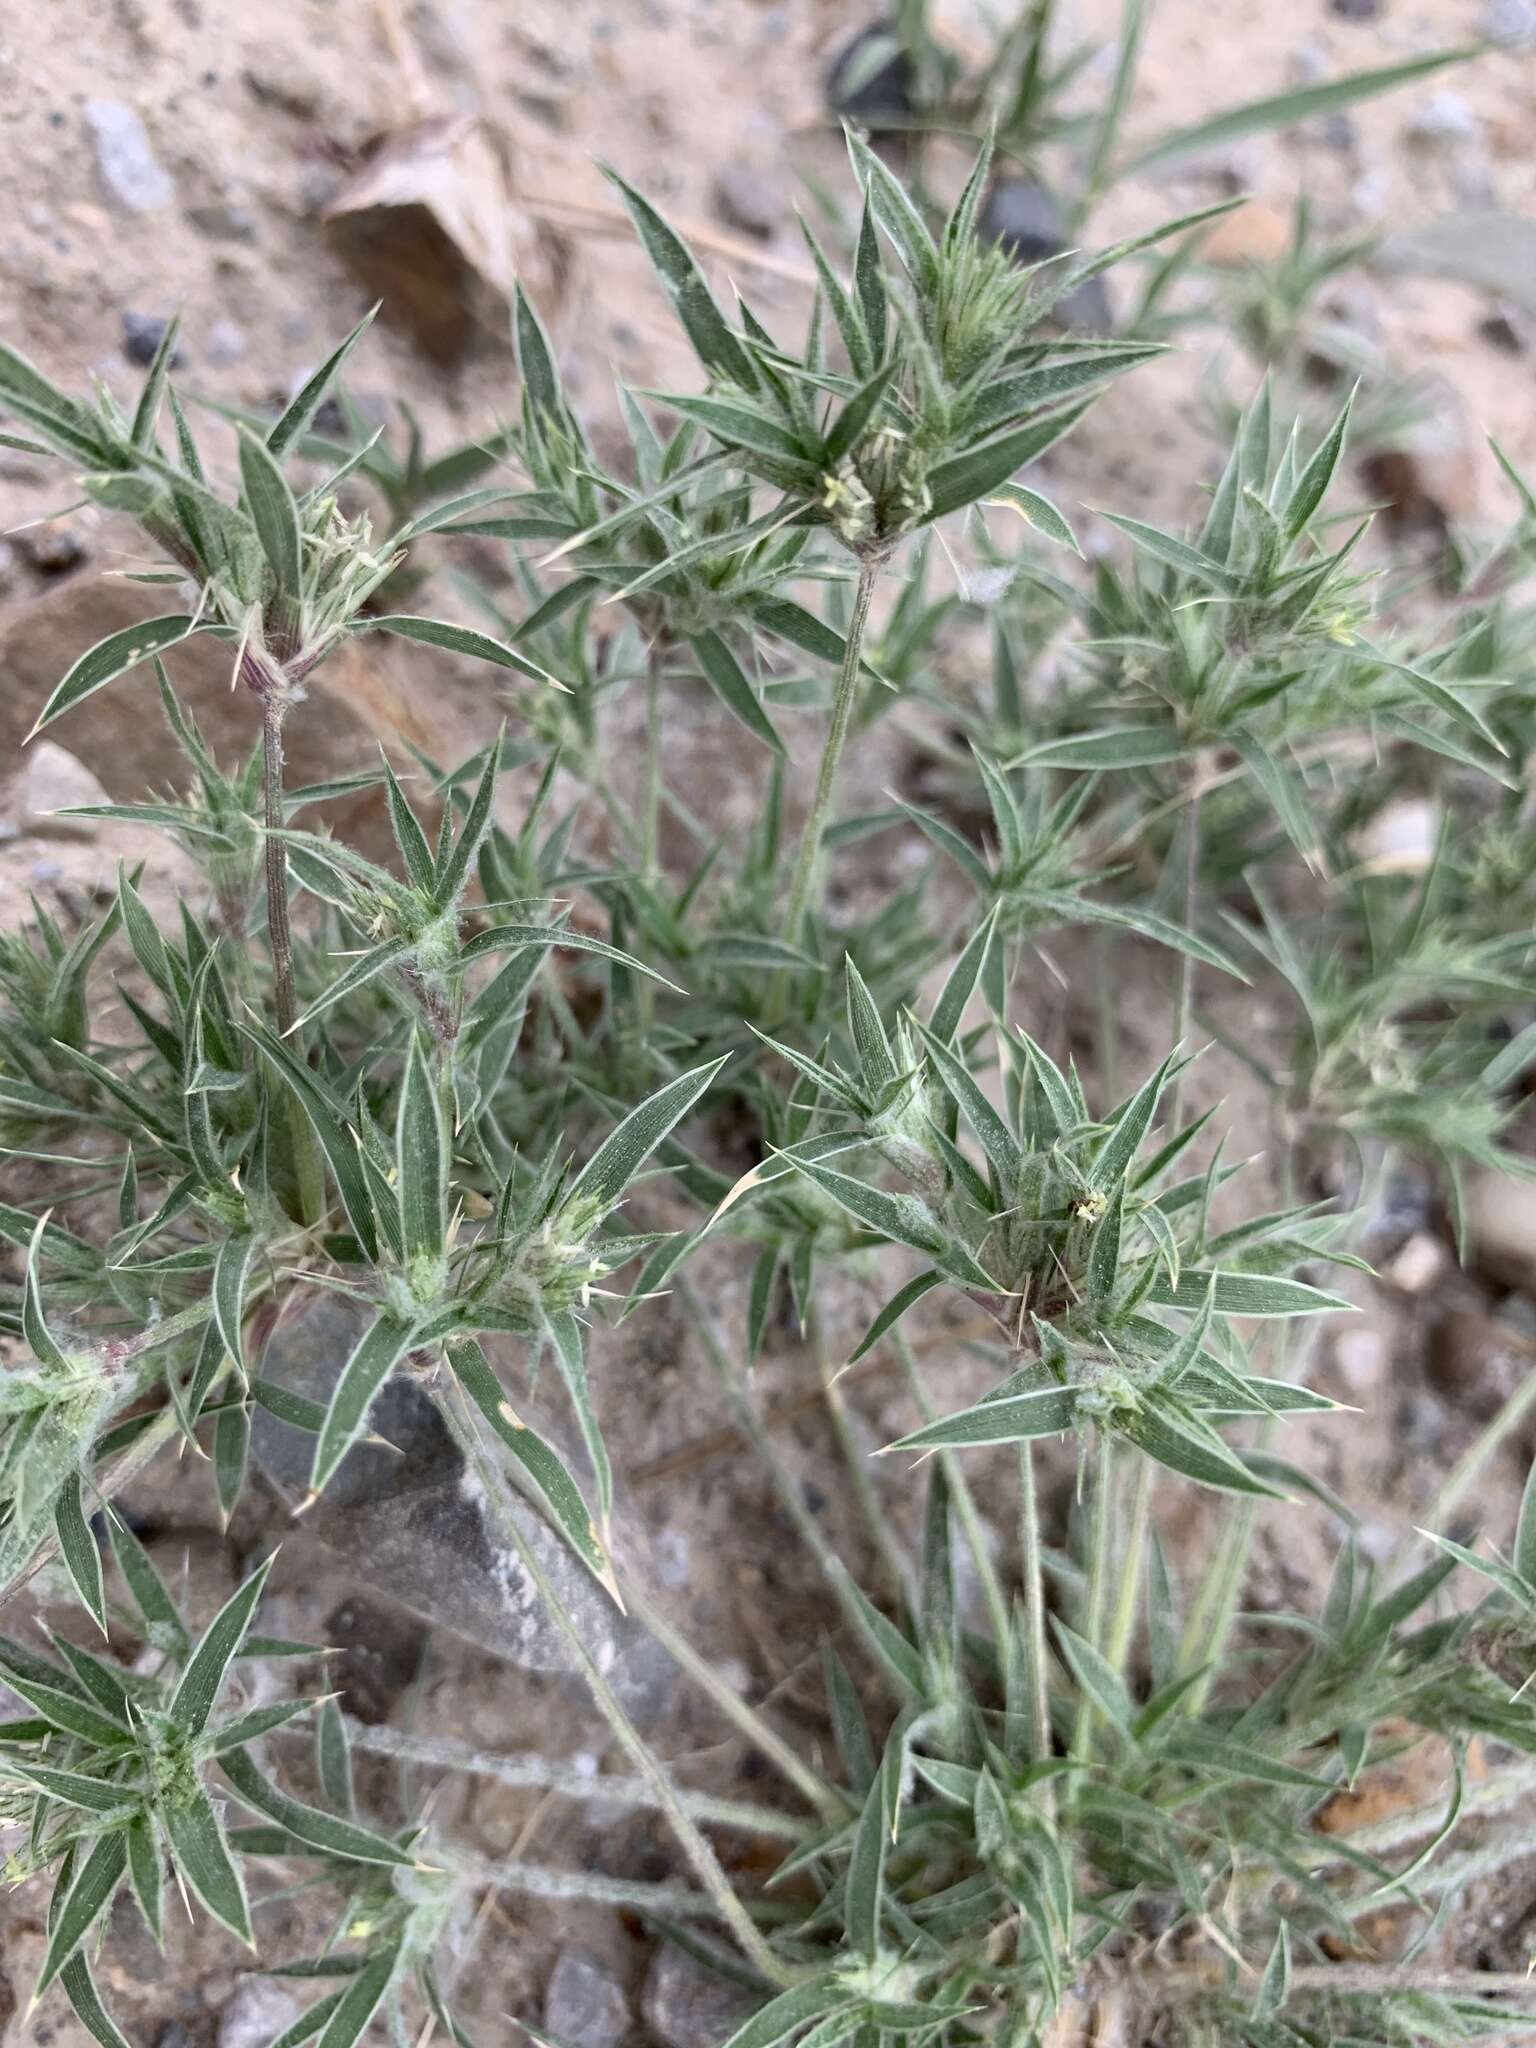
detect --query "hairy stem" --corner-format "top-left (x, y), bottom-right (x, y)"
top-left (893, 1332), bottom-right (1011, 1668)
top-left (1103, 1449), bottom-right (1153, 1683)
top-left (811, 1302), bottom-right (909, 1604)
top-left (1069, 1432), bottom-right (1116, 1777)
top-left (262, 693), bottom-right (297, 1036)
top-left (438, 1385), bottom-right (793, 1984)
top-left (1168, 772), bottom-right (1204, 1132)
top-left (1018, 1440), bottom-right (1052, 1776)
top-left (322, 1718), bottom-right (808, 1840)
top-left (781, 554), bottom-right (882, 942)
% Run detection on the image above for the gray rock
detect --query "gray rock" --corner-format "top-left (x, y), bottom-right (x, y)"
top-left (205, 317), bottom-right (249, 366)
top-left (18, 740), bottom-right (110, 838)
top-left (219, 1979), bottom-right (302, 2048)
top-left (16, 519), bottom-right (86, 574)
top-left (250, 1293), bottom-right (675, 1712)
top-left (825, 21), bottom-right (915, 130)
top-left (977, 178), bottom-right (1113, 333)
top-left (642, 1946), bottom-right (754, 2048)
top-left (1329, 0), bottom-right (1380, 17)
top-left (1406, 93), bottom-right (1482, 148)
top-left (121, 312), bottom-right (184, 368)
top-left (712, 160), bottom-right (783, 243)
top-left (84, 100), bottom-right (175, 213)
top-left (1483, 0), bottom-right (1536, 46)
top-left (545, 1946), bottom-right (631, 2048)
top-left (186, 201), bottom-right (258, 243)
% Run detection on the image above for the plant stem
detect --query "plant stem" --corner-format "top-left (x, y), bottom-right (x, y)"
top-left (1168, 773), bottom-right (1203, 1133)
top-left (438, 1386), bottom-right (793, 1985)
top-left (262, 693), bottom-right (297, 1037)
top-left (1177, 1427), bottom-right (1269, 1716)
top-left (1424, 1357), bottom-right (1536, 1540)
top-left (1102, 1449), bottom-right (1153, 1683)
top-left (811, 1302), bottom-right (909, 1604)
top-left (893, 1332), bottom-right (1011, 1668)
top-left (641, 637), bottom-right (665, 885)
top-left (780, 554), bottom-right (882, 942)
top-left (323, 1718), bottom-right (808, 1840)
top-left (623, 1583), bottom-right (848, 1824)
top-left (1017, 1440), bottom-right (1052, 1775)
top-left (1069, 1432), bottom-right (1116, 1775)
top-left (677, 1277), bottom-right (905, 1691)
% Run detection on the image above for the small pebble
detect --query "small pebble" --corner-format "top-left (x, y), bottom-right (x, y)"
top-left (83, 99), bottom-right (175, 213)
top-left (205, 317), bottom-right (248, 366)
top-left (544, 1948), bottom-right (630, 2048)
top-left (120, 312), bottom-right (184, 368)
top-left (1385, 1232), bottom-right (1445, 1295)
top-left (712, 158), bottom-right (783, 243)
top-left (16, 520), bottom-right (86, 574)
top-left (218, 1980), bottom-right (302, 2048)
top-left (185, 200), bottom-right (258, 242)
top-left (1406, 93), bottom-right (1482, 147)
top-left (1483, 0), bottom-right (1536, 46)
top-left (1329, 0), bottom-right (1381, 17)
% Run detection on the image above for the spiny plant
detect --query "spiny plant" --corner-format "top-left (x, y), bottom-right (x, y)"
top-left (0, 113), bottom-right (1534, 2048)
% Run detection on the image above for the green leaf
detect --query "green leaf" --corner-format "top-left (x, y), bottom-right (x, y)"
top-left (565, 1058), bottom-right (727, 1215)
top-left (1052, 1619), bottom-right (1135, 1739)
top-left (309, 1316), bottom-right (420, 1498)
top-left (689, 632), bottom-right (785, 754)
top-left (1121, 49), bottom-right (1475, 176)
top-left (927, 403), bottom-right (1094, 523)
top-left (1283, 388), bottom-right (1354, 539)
top-left (54, 1476), bottom-right (106, 1636)
top-left (1121, 1398), bottom-right (1282, 1498)
top-left (238, 427), bottom-right (304, 595)
top-left (985, 481), bottom-right (1081, 554)
top-left (313, 1939), bottom-right (405, 2048)
top-left (220, 1747), bottom-right (414, 1867)
top-left (886, 1383), bottom-right (1078, 1454)
top-left (213, 1232), bottom-right (256, 1382)
top-left (782, 1151), bottom-right (999, 1292)
top-left (106, 1515), bottom-right (189, 1657)
top-left (602, 168), bottom-right (759, 391)
top-left (30, 615), bottom-right (201, 735)
top-left (458, 921), bottom-right (682, 992)
top-left (1099, 511), bottom-right (1238, 591)
top-left (1515, 1454), bottom-right (1536, 1591)
top-left (361, 615), bottom-right (566, 691)
top-left (433, 729), bottom-right (503, 909)
top-left (847, 1725), bottom-right (907, 1961)
top-left (60, 1954), bottom-right (134, 2048)
top-left (848, 1270), bottom-right (945, 1367)
top-left (164, 1784), bottom-right (252, 1944)
top-left (450, 1343), bottom-right (614, 1581)
top-left (1148, 1269), bottom-right (1353, 1318)
top-left (36, 1831), bottom-right (128, 1995)
top-left (170, 1554), bottom-right (275, 1736)
top-left (397, 1033), bottom-right (447, 1268)
top-left (0, 1759), bottom-right (138, 1815)
top-left (718, 1982), bottom-right (847, 2048)
top-left (316, 1697), bottom-right (354, 1817)
top-left (267, 307), bottom-right (378, 459)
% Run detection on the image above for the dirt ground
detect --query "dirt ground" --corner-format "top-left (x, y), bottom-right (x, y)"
top-left (3, 3), bottom-right (1536, 2044)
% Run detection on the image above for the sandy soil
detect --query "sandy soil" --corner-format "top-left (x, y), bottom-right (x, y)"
top-left (3, 3), bottom-right (1536, 2044)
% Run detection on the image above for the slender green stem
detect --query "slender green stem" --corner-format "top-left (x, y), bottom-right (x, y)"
top-left (1168, 774), bottom-right (1204, 1133)
top-left (1069, 1432), bottom-right (1116, 1772)
top-left (894, 1332), bottom-right (1010, 1666)
top-left (641, 637), bottom-right (665, 886)
top-left (1102, 1450), bottom-right (1153, 1683)
top-left (1424, 1363), bottom-right (1536, 1540)
top-left (624, 1584), bottom-right (848, 1824)
top-left (1017, 1441), bottom-right (1052, 1774)
top-left (438, 1385), bottom-right (793, 1984)
top-left (811, 1303), bottom-right (909, 1604)
top-left (1177, 1424), bottom-right (1270, 1715)
top-left (780, 554), bottom-right (882, 942)
top-left (677, 1277), bottom-right (903, 1686)
top-left (262, 694), bottom-right (297, 1038)
top-left (321, 1718), bottom-right (808, 1840)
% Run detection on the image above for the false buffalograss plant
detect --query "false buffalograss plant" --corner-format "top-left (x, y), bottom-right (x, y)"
top-left (0, 104), bottom-right (1534, 2048)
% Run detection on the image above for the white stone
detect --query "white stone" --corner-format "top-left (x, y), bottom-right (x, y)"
top-left (18, 741), bottom-right (110, 839)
